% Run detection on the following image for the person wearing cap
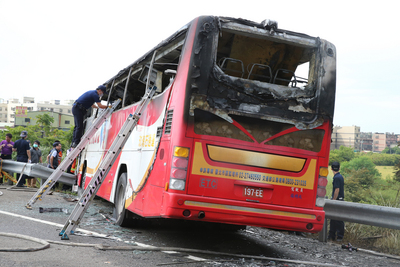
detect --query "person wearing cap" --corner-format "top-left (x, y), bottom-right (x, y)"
top-left (12, 131), bottom-right (31, 187)
top-left (328, 161), bottom-right (345, 242)
top-left (71, 85), bottom-right (108, 148)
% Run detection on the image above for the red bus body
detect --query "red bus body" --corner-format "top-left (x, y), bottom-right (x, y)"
top-left (79, 16), bottom-right (336, 233)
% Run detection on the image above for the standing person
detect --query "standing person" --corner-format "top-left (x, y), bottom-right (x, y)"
top-left (71, 85), bottom-right (108, 148)
top-left (12, 131), bottom-right (31, 187)
top-left (27, 140), bottom-right (42, 188)
top-left (48, 142), bottom-right (61, 170)
top-left (46, 142), bottom-right (57, 164)
top-left (0, 133), bottom-right (14, 160)
top-left (328, 161), bottom-right (345, 242)
top-left (54, 140), bottom-right (63, 166)
top-left (0, 133), bottom-right (14, 184)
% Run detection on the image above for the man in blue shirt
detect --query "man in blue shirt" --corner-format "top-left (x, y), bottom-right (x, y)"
top-left (328, 161), bottom-right (345, 242)
top-left (71, 85), bottom-right (108, 148)
top-left (12, 131), bottom-right (31, 187)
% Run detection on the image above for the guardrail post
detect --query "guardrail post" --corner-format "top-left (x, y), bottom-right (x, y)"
top-left (319, 217), bottom-right (328, 242)
top-left (8, 172), bottom-right (14, 185)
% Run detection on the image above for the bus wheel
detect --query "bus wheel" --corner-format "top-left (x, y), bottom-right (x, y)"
top-left (113, 173), bottom-right (130, 227)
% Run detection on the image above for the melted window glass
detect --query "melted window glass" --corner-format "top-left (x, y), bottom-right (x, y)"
top-left (193, 109), bottom-right (324, 152)
top-left (266, 129), bottom-right (325, 152)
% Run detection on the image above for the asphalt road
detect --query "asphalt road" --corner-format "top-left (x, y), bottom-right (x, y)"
top-left (0, 186), bottom-right (172, 267)
top-left (1, 185), bottom-right (400, 267)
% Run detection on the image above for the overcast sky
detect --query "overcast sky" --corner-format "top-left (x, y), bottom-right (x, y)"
top-left (1, 1), bottom-right (399, 133)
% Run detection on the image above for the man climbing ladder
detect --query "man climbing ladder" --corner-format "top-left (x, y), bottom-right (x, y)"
top-left (60, 86), bottom-right (157, 240)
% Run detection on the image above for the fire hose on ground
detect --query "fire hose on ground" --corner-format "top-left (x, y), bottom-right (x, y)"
top-left (2, 231), bottom-right (400, 266)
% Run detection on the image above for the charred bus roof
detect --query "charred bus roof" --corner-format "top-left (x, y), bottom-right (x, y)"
top-left (102, 16), bottom-right (336, 130)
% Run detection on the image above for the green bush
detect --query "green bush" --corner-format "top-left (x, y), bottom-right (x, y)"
top-left (341, 157), bottom-right (381, 203)
top-left (363, 153), bottom-right (400, 166)
top-left (329, 146), bottom-right (356, 165)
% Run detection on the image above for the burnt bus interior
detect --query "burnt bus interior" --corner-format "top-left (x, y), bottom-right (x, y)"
top-left (216, 28), bottom-right (314, 89)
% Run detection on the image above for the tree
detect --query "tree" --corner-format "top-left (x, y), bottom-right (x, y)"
top-left (363, 153), bottom-right (400, 166)
top-left (382, 146), bottom-right (400, 154)
top-left (329, 146), bottom-right (356, 164)
top-left (36, 113), bottom-right (54, 135)
top-left (394, 160), bottom-right (400, 183)
top-left (0, 124), bottom-right (73, 161)
top-left (341, 156), bottom-right (381, 203)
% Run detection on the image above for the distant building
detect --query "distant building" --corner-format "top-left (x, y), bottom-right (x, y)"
top-left (372, 133), bottom-right (386, 152)
top-left (0, 122), bottom-right (14, 130)
top-left (331, 126), bottom-right (360, 151)
top-left (360, 132), bottom-right (373, 151)
top-left (0, 97), bottom-right (74, 124)
top-left (14, 111), bottom-right (74, 131)
top-left (331, 126), bottom-right (399, 153)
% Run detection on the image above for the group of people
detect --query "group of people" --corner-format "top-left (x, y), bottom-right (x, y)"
top-left (0, 131), bottom-right (64, 188)
top-left (0, 131), bottom-right (36, 187)
top-left (0, 84), bottom-right (106, 188)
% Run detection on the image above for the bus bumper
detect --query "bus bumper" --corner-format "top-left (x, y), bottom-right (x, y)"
top-left (161, 192), bottom-right (325, 233)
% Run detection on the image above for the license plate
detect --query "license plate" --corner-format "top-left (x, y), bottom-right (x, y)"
top-left (243, 187), bottom-right (263, 198)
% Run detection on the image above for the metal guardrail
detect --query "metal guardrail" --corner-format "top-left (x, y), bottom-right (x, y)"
top-left (0, 160), bottom-right (76, 185)
top-left (324, 199), bottom-right (400, 229)
top-left (320, 199), bottom-right (400, 242)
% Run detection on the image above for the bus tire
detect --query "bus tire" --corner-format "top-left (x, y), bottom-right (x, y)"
top-left (113, 173), bottom-right (130, 227)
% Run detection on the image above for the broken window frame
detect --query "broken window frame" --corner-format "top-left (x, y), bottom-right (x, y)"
top-left (215, 21), bottom-right (319, 92)
top-left (96, 26), bottom-right (188, 114)
top-left (187, 17), bottom-right (336, 153)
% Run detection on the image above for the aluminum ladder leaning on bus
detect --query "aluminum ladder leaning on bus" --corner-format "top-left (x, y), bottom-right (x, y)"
top-left (25, 99), bottom-right (122, 210)
top-left (59, 86), bottom-right (157, 240)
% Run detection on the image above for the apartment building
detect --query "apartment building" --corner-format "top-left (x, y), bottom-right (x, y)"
top-left (331, 126), bottom-right (399, 153)
top-left (359, 132), bottom-right (373, 151)
top-left (0, 97), bottom-right (74, 124)
top-left (331, 126), bottom-right (361, 151)
top-left (0, 101), bottom-right (8, 125)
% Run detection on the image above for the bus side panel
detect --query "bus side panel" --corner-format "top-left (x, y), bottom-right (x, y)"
top-left (128, 138), bottom-right (171, 217)
top-left (119, 88), bottom-right (171, 212)
top-left (149, 140), bottom-right (170, 188)
top-left (85, 108), bottom-right (133, 201)
top-left (83, 88), bottom-right (170, 203)
top-left (124, 19), bottom-right (200, 217)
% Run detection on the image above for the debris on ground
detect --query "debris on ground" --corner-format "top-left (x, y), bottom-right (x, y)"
top-left (39, 207), bottom-right (68, 214)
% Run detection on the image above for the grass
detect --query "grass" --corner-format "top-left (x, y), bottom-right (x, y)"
top-left (326, 166), bottom-right (397, 198)
top-left (376, 166), bottom-right (395, 180)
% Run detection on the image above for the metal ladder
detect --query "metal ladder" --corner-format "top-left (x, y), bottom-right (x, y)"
top-left (25, 99), bottom-right (121, 210)
top-left (59, 86), bottom-right (156, 240)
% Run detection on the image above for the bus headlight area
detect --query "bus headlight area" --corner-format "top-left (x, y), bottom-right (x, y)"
top-left (170, 178), bottom-right (186, 190)
top-left (315, 167), bottom-right (329, 207)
